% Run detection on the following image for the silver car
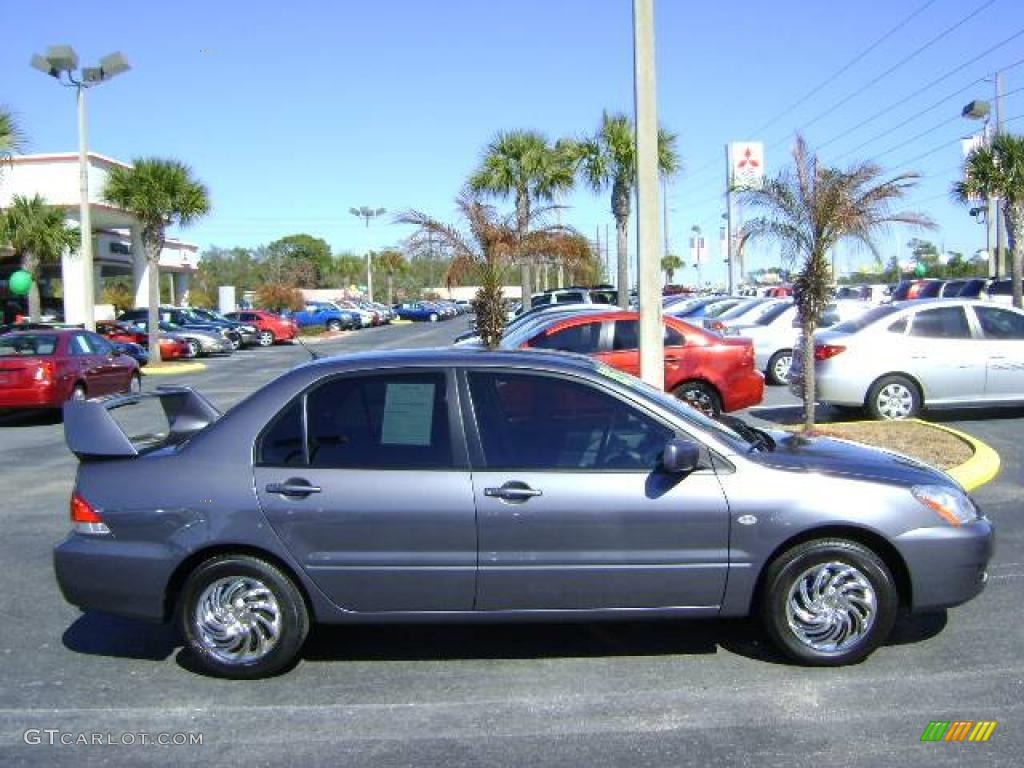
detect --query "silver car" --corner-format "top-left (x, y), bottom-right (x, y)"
top-left (55, 348), bottom-right (992, 678)
top-left (797, 298), bottom-right (1024, 419)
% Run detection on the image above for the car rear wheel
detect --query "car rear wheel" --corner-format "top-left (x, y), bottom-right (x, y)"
top-left (761, 539), bottom-right (897, 666)
top-left (185, 339), bottom-right (202, 358)
top-left (866, 374), bottom-right (920, 420)
top-left (69, 383), bottom-right (87, 402)
top-left (766, 350), bottom-right (792, 385)
top-left (326, 319), bottom-right (342, 332)
top-left (258, 330), bottom-right (275, 347)
top-left (228, 335), bottom-right (241, 351)
top-left (672, 381), bottom-right (721, 418)
top-left (429, 313), bottom-right (438, 323)
top-left (128, 373), bottom-right (142, 395)
top-left (179, 554), bottom-right (309, 679)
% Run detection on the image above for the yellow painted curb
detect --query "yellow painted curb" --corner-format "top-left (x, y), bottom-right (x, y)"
top-left (908, 419), bottom-right (1001, 492)
top-left (142, 362), bottom-right (207, 375)
top-left (391, 319), bottom-right (413, 325)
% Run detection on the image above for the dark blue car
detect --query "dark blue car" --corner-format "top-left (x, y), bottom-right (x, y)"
top-left (393, 302), bottom-right (445, 322)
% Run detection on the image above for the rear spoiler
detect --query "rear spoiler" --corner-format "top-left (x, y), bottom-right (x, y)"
top-left (63, 385), bottom-right (221, 461)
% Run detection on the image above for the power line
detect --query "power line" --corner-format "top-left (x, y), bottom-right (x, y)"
top-left (768, 0), bottom-right (999, 151)
top-left (822, 35), bottom-right (1024, 155)
top-left (888, 113), bottom-right (1023, 169)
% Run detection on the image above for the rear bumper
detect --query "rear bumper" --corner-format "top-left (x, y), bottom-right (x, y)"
top-left (0, 383), bottom-right (61, 408)
top-left (895, 518), bottom-right (994, 611)
top-left (53, 533), bottom-right (176, 621)
top-left (721, 370), bottom-right (765, 412)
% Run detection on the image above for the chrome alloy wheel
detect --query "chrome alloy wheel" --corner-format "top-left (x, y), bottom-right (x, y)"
top-left (874, 382), bottom-right (915, 419)
top-left (193, 576), bottom-right (282, 665)
top-left (785, 561), bottom-right (877, 653)
top-left (677, 385), bottom-right (717, 418)
top-left (771, 353), bottom-right (792, 384)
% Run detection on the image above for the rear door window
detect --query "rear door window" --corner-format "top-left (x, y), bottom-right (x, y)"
top-left (975, 306), bottom-right (1024, 340)
top-left (531, 321), bottom-right (602, 354)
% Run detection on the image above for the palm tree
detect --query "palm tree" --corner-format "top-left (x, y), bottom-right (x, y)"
top-left (374, 249), bottom-right (407, 305)
top-left (739, 135), bottom-right (932, 432)
top-left (468, 130), bottom-right (576, 306)
top-left (661, 253), bottom-right (683, 285)
top-left (954, 132), bottom-right (1024, 309)
top-left (0, 195), bottom-right (79, 320)
top-left (399, 194), bottom-right (583, 347)
top-left (0, 106), bottom-right (26, 173)
top-left (102, 158), bottom-right (210, 363)
top-left (574, 111), bottom-right (679, 307)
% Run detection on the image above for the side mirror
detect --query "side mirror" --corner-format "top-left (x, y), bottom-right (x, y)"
top-left (661, 438), bottom-right (702, 474)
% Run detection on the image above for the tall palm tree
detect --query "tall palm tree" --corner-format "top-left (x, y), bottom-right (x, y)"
top-left (739, 135), bottom-right (932, 432)
top-left (399, 194), bottom-right (583, 347)
top-left (0, 195), bottom-right (79, 320)
top-left (468, 130), bottom-right (576, 306)
top-left (954, 132), bottom-right (1024, 309)
top-left (103, 158), bottom-right (210, 363)
top-left (374, 249), bottom-right (407, 305)
top-left (575, 111), bottom-right (679, 307)
top-left (661, 253), bottom-right (683, 285)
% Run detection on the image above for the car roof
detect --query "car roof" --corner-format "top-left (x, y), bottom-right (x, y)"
top-left (297, 346), bottom-right (604, 375)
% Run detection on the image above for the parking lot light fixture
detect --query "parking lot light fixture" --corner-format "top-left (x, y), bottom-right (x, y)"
top-left (349, 206), bottom-right (386, 303)
top-left (30, 45), bottom-right (130, 330)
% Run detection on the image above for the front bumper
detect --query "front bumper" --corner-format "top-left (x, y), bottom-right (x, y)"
top-left (895, 518), bottom-right (994, 611)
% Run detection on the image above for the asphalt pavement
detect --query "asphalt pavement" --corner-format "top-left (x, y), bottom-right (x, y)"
top-left (0, 316), bottom-right (1020, 767)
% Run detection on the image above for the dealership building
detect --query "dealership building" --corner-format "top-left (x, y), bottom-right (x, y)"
top-left (0, 153), bottom-right (199, 324)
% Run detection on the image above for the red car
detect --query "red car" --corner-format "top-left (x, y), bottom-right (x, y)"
top-left (0, 329), bottom-right (140, 409)
top-left (96, 321), bottom-right (189, 360)
top-left (225, 310), bottom-right (297, 346)
top-left (514, 311), bottom-right (764, 417)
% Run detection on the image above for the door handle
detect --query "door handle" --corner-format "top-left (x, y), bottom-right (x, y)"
top-left (265, 480), bottom-right (322, 497)
top-left (484, 482), bottom-right (543, 502)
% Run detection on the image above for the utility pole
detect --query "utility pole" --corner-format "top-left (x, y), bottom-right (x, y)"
top-left (994, 71), bottom-right (1006, 276)
top-left (634, 0), bottom-right (664, 389)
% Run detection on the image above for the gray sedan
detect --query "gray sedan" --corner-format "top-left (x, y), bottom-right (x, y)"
top-left (799, 299), bottom-right (1024, 419)
top-left (55, 348), bottom-right (992, 678)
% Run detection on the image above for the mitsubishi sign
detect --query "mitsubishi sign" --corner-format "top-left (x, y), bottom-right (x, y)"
top-left (729, 142), bottom-right (765, 189)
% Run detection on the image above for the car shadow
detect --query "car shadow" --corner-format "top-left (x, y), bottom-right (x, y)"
top-left (63, 610), bottom-right (949, 671)
top-left (0, 408), bottom-right (62, 428)
top-left (62, 612), bottom-right (178, 661)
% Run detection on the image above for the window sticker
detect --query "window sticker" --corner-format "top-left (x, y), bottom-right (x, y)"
top-left (381, 382), bottom-right (435, 446)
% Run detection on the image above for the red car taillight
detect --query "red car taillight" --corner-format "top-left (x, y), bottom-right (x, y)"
top-left (814, 344), bottom-right (847, 361)
top-left (707, 320), bottom-right (726, 332)
top-left (32, 361), bottom-right (54, 383)
top-left (70, 492), bottom-right (110, 535)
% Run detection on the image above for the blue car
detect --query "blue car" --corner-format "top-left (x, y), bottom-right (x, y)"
top-left (393, 302), bottom-right (445, 322)
top-left (290, 302), bottom-right (360, 331)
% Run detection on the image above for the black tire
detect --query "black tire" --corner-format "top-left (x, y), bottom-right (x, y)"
top-left (672, 381), bottom-right (721, 418)
top-left (766, 349), bottom-right (793, 386)
top-left (258, 330), bottom-right (275, 347)
top-left (185, 339), bottom-right (202, 359)
top-left (326, 319), bottom-right (342, 332)
top-left (179, 554), bottom-right (309, 679)
top-left (228, 334), bottom-right (241, 351)
top-left (428, 313), bottom-right (438, 323)
top-left (761, 539), bottom-right (898, 666)
top-left (127, 373), bottom-right (142, 395)
top-left (866, 374), bottom-right (921, 420)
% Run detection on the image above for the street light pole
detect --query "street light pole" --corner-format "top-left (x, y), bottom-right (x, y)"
top-left (349, 205), bottom-right (386, 302)
top-left (31, 46), bottom-right (129, 330)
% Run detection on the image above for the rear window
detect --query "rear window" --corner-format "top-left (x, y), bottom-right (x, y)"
top-left (0, 333), bottom-right (58, 356)
top-left (755, 302), bottom-right (793, 325)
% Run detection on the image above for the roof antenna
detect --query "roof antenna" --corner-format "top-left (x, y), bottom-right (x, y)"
top-left (292, 334), bottom-right (323, 360)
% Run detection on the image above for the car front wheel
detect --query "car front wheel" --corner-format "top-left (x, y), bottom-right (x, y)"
top-left (185, 339), bottom-right (202, 358)
top-left (761, 539), bottom-right (897, 666)
top-left (258, 330), bottom-right (275, 347)
top-left (766, 350), bottom-right (792, 385)
top-left (866, 374), bottom-right (921, 420)
top-left (179, 554), bottom-right (309, 679)
top-left (326, 319), bottom-right (342, 332)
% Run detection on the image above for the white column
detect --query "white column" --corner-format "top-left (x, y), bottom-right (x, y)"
top-left (131, 225), bottom-right (149, 309)
top-left (61, 217), bottom-right (86, 325)
top-left (174, 273), bottom-right (190, 306)
top-left (93, 263), bottom-right (104, 302)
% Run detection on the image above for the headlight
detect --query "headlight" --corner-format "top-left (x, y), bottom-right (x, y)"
top-left (912, 484), bottom-right (978, 527)
top-left (241, 325), bottom-right (257, 333)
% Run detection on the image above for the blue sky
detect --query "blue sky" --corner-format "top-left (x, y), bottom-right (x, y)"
top-left (3, 0), bottom-right (1023, 287)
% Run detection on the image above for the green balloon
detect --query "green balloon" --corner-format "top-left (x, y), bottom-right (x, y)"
top-left (914, 263), bottom-right (927, 277)
top-left (8, 270), bottom-right (32, 296)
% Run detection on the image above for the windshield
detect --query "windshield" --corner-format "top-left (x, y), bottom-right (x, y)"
top-left (0, 333), bottom-right (58, 356)
top-left (829, 304), bottom-right (902, 334)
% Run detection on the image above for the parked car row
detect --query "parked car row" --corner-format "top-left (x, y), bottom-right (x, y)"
top-left (393, 300), bottom-right (468, 322)
top-left (286, 300), bottom-right (399, 331)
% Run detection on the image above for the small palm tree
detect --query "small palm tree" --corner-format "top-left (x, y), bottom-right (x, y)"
top-left (739, 135), bottom-right (932, 432)
top-left (468, 130), bottom-right (576, 305)
top-left (400, 195), bottom-right (582, 347)
top-left (374, 249), bottom-right (407, 305)
top-left (574, 112), bottom-right (679, 307)
top-left (0, 195), bottom-right (79, 320)
top-left (0, 106), bottom-right (26, 173)
top-left (661, 253), bottom-right (683, 285)
top-left (103, 158), bottom-right (210, 362)
top-left (954, 132), bottom-right (1024, 308)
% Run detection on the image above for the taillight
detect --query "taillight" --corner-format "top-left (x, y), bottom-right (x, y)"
top-left (708, 320), bottom-right (726, 332)
top-left (814, 344), bottom-right (847, 361)
top-left (70, 492), bottom-right (110, 535)
top-left (32, 361), bottom-right (54, 383)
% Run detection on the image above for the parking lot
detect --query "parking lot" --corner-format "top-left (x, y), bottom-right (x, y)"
top-left (1, 316), bottom-right (1021, 767)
